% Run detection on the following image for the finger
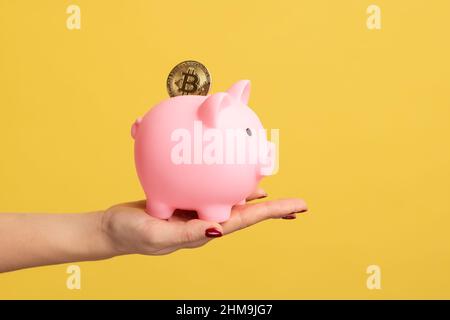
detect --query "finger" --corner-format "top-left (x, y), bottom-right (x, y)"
top-left (281, 213), bottom-right (297, 220)
top-left (157, 219), bottom-right (224, 247)
top-left (222, 198), bottom-right (307, 234)
top-left (246, 187), bottom-right (267, 201)
top-left (180, 238), bottom-right (211, 249)
top-left (166, 237), bottom-right (212, 254)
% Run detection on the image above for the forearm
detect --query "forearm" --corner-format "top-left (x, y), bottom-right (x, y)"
top-left (0, 211), bottom-right (116, 273)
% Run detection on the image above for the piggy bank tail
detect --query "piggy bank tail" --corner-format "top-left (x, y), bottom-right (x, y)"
top-left (131, 117), bottom-right (142, 139)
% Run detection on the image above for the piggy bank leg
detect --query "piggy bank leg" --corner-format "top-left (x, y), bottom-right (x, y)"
top-left (146, 200), bottom-right (174, 220)
top-left (197, 205), bottom-right (232, 223)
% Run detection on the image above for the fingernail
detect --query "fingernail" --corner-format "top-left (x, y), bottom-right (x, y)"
top-left (293, 209), bottom-right (308, 214)
top-left (205, 227), bottom-right (223, 238)
top-left (256, 194), bottom-right (268, 199)
top-left (282, 215), bottom-right (296, 220)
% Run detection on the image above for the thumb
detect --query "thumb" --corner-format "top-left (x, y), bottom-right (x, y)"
top-left (176, 219), bottom-right (223, 244)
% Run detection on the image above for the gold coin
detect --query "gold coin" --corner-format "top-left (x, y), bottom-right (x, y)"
top-left (166, 60), bottom-right (211, 97)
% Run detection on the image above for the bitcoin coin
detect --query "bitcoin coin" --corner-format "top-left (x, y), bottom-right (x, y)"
top-left (166, 60), bottom-right (211, 97)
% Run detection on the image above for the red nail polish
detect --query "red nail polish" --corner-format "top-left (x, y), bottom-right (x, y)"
top-left (282, 215), bottom-right (296, 220)
top-left (257, 195), bottom-right (268, 199)
top-left (205, 228), bottom-right (223, 238)
top-left (294, 209), bottom-right (307, 213)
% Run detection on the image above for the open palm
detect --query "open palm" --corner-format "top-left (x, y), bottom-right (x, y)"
top-left (102, 188), bottom-right (308, 256)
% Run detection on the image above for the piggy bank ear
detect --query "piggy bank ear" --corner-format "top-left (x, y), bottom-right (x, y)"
top-left (197, 92), bottom-right (232, 127)
top-left (227, 80), bottom-right (251, 105)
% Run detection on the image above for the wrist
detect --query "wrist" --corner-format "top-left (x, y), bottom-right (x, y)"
top-left (89, 210), bottom-right (121, 260)
top-left (98, 208), bottom-right (130, 257)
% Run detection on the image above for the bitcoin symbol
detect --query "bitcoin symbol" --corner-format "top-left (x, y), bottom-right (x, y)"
top-left (166, 60), bottom-right (211, 97)
top-left (179, 69), bottom-right (199, 95)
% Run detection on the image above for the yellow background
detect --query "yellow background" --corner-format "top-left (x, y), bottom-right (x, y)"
top-left (1, 0), bottom-right (449, 299)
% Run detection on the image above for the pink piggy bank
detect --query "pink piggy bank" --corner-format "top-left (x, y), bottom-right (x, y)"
top-left (132, 80), bottom-right (275, 222)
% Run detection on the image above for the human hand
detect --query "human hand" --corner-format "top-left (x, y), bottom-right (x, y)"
top-left (101, 189), bottom-right (308, 256)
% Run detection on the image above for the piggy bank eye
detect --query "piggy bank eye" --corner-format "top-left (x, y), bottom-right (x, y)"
top-left (246, 128), bottom-right (252, 136)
